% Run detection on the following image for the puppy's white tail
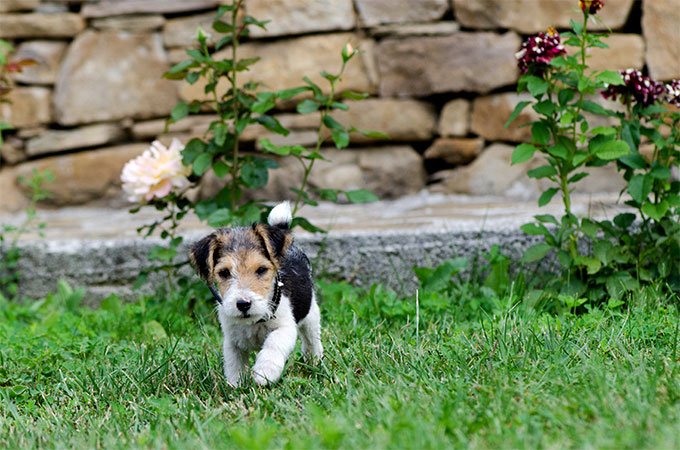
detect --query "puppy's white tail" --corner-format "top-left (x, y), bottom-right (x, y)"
top-left (268, 201), bottom-right (292, 229)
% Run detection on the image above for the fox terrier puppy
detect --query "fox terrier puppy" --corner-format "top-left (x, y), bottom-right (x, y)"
top-left (189, 201), bottom-right (322, 386)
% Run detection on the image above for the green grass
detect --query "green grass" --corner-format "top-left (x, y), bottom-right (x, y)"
top-left (0, 280), bottom-right (678, 449)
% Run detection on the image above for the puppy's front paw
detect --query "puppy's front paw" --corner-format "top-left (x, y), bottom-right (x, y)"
top-left (252, 357), bottom-right (284, 386)
top-left (226, 377), bottom-right (241, 388)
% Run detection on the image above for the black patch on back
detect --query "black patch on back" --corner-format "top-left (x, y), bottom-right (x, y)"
top-left (279, 245), bottom-right (313, 323)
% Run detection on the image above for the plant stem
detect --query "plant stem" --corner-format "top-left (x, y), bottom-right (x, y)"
top-left (228, 0), bottom-right (243, 213)
top-left (561, 12), bottom-right (590, 262)
top-left (292, 59), bottom-right (347, 215)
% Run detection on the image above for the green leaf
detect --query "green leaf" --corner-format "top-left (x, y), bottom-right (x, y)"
top-left (572, 152), bottom-right (589, 166)
top-left (606, 272), bottom-right (639, 299)
top-left (330, 101), bottom-right (349, 111)
top-left (531, 122), bottom-right (551, 145)
top-left (322, 115), bottom-right (344, 131)
top-left (241, 162), bottom-right (268, 188)
top-left (291, 217), bottom-right (326, 233)
top-left (215, 35), bottom-right (232, 50)
top-left (504, 101), bottom-right (531, 128)
top-left (511, 144), bottom-right (538, 164)
top-left (212, 20), bottom-right (233, 33)
top-left (526, 76), bottom-right (549, 97)
top-left (256, 115), bottom-right (289, 136)
top-left (538, 188), bottom-right (559, 207)
top-left (575, 256), bottom-right (601, 275)
top-left (186, 71), bottom-right (200, 84)
top-left (568, 172), bottom-right (589, 183)
top-left (533, 100), bottom-right (556, 116)
top-left (342, 91), bottom-right (370, 101)
top-left (252, 93), bottom-right (276, 114)
top-left (259, 138), bottom-right (290, 156)
top-left (331, 129), bottom-right (350, 149)
top-left (356, 129), bottom-right (389, 140)
top-left (320, 70), bottom-right (338, 82)
top-left (649, 166), bottom-right (671, 180)
top-left (165, 59), bottom-right (194, 77)
top-left (520, 223), bottom-right (549, 236)
top-left (192, 153), bottom-right (213, 176)
top-left (628, 173), bottom-right (653, 204)
top-left (558, 89), bottom-right (575, 106)
top-left (547, 143), bottom-right (568, 159)
top-left (581, 100), bottom-right (617, 117)
top-left (594, 139), bottom-right (629, 160)
top-left (527, 165), bottom-right (557, 179)
top-left (207, 209), bottom-right (233, 227)
top-left (535, 214), bottom-right (559, 225)
top-left (213, 160), bottom-right (229, 178)
top-left (613, 213), bottom-right (636, 229)
top-left (345, 189), bottom-right (378, 203)
top-left (590, 126), bottom-right (616, 136)
top-left (243, 15), bottom-right (270, 29)
top-left (276, 86), bottom-right (308, 100)
top-left (181, 138), bottom-right (206, 165)
top-left (619, 153), bottom-right (647, 169)
top-left (170, 102), bottom-right (189, 121)
top-left (235, 57), bottom-right (261, 71)
top-left (296, 99), bottom-right (319, 114)
top-left (521, 243), bottom-right (552, 263)
top-left (621, 121), bottom-right (640, 152)
top-left (596, 70), bottom-right (625, 86)
top-left (318, 189), bottom-right (339, 202)
top-left (641, 200), bottom-right (669, 221)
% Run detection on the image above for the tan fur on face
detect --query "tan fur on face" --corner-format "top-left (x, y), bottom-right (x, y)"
top-left (211, 230), bottom-right (277, 299)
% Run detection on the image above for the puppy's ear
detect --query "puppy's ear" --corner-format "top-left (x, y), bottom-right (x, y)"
top-left (253, 223), bottom-right (293, 265)
top-left (189, 233), bottom-right (217, 281)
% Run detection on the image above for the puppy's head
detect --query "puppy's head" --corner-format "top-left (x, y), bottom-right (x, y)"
top-left (189, 204), bottom-right (293, 323)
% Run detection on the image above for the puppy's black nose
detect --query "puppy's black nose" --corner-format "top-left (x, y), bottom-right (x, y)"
top-left (236, 299), bottom-right (251, 313)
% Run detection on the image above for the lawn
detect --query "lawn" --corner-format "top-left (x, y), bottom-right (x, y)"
top-left (0, 280), bottom-right (678, 449)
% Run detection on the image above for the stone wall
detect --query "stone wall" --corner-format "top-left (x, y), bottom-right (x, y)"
top-left (1, 0), bottom-right (677, 211)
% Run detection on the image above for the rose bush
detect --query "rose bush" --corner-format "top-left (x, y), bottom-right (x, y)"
top-left (508, 0), bottom-right (679, 304)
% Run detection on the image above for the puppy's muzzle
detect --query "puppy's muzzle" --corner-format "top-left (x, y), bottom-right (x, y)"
top-left (236, 299), bottom-right (251, 313)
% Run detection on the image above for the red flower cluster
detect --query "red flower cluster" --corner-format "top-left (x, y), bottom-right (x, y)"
top-left (516, 29), bottom-right (566, 75)
top-left (601, 69), bottom-right (665, 107)
top-left (665, 80), bottom-right (680, 107)
top-left (579, 0), bottom-right (605, 14)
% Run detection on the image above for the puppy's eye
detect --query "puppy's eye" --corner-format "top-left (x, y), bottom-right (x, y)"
top-left (255, 266), bottom-right (268, 276)
top-left (218, 269), bottom-right (231, 279)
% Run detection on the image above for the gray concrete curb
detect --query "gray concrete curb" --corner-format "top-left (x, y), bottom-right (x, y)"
top-left (12, 226), bottom-right (541, 302)
top-left (4, 193), bottom-right (625, 301)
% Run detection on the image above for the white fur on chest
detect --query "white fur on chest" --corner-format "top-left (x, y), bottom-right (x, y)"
top-left (218, 296), bottom-right (294, 352)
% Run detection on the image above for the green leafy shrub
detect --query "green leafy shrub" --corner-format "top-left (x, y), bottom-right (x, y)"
top-left (0, 170), bottom-right (53, 299)
top-left (508, 3), bottom-right (679, 302)
top-left (123, 1), bottom-right (380, 283)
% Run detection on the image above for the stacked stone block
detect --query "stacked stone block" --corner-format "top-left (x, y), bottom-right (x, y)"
top-left (0, 0), bottom-right (677, 211)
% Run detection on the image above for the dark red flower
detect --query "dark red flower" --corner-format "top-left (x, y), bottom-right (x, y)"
top-left (579, 0), bottom-right (605, 15)
top-left (664, 80), bottom-right (680, 107)
top-left (516, 28), bottom-right (566, 75)
top-left (601, 69), bottom-right (665, 107)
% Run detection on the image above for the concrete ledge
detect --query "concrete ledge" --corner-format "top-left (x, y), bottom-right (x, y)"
top-left (14, 228), bottom-right (542, 301)
top-left (4, 193), bottom-right (626, 300)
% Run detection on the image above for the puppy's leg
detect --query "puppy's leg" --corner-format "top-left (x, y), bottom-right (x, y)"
top-left (223, 339), bottom-right (246, 387)
top-left (298, 296), bottom-right (323, 360)
top-left (252, 323), bottom-right (297, 386)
